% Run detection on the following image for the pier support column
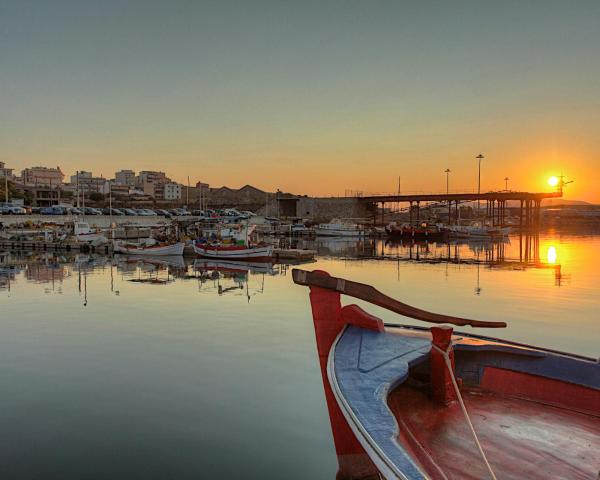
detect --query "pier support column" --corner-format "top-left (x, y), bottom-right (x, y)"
top-left (519, 200), bottom-right (524, 229)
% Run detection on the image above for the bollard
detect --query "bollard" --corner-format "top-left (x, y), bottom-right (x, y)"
top-left (430, 325), bottom-right (458, 405)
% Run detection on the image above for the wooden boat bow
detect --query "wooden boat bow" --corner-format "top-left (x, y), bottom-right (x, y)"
top-left (292, 268), bottom-right (507, 328)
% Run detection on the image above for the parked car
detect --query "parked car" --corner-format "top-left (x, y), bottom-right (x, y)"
top-left (142, 209), bottom-right (158, 216)
top-left (67, 207), bottom-right (83, 215)
top-left (155, 209), bottom-right (172, 217)
top-left (82, 207), bottom-right (99, 215)
top-left (122, 208), bottom-right (138, 216)
top-left (110, 208), bottom-right (125, 216)
top-left (40, 206), bottom-right (67, 215)
top-left (1, 204), bottom-right (26, 214)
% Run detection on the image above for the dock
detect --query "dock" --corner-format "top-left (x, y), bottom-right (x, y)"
top-left (272, 248), bottom-right (316, 261)
top-left (0, 239), bottom-right (112, 254)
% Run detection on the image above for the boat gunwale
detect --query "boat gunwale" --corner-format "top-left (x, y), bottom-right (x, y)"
top-left (327, 326), bottom-right (422, 480)
top-left (383, 323), bottom-right (598, 363)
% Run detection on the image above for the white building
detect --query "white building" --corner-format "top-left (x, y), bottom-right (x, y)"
top-left (115, 169), bottom-right (136, 185)
top-left (164, 182), bottom-right (182, 201)
top-left (0, 161), bottom-right (15, 180)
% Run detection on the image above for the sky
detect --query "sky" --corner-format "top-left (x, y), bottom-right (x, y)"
top-left (1, 1), bottom-right (599, 201)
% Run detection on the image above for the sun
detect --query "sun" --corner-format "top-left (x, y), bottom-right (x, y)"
top-left (548, 176), bottom-right (559, 187)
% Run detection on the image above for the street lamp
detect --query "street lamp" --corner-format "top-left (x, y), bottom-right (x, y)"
top-left (504, 177), bottom-right (509, 191)
top-left (445, 168), bottom-right (451, 225)
top-left (476, 154), bottom-right (484, 216)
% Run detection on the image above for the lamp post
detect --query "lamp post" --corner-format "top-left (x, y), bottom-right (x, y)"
top-left (445, 168), bottom-right (451, 225)
top-left (476, 154), bottom-right (484, 216)
top-left (504, 177), bottom-right (509, 191)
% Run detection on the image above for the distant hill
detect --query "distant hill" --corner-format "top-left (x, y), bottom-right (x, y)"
top-left (541, 199), bottom-right (594, 207)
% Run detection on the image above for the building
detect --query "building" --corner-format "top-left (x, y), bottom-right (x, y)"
top-left (0, 161), bottom-right (15, 180)
top-left (69, 171), bottom-right (107, 194)
top-left (21, 166), bottom-right (64, 187)
top-left (164, 182), bottom-right (182, 201)
top-left (136, 171), bottom-right (170, 200)
top-left (115, 169), bottom-right (136, 185)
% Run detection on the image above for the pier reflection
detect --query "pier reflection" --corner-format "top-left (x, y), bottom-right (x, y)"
top-left (0, 232), bottom-right (573, 297)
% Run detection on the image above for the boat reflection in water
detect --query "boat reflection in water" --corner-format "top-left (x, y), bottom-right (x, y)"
top-left (192, 259), bottom-right (278, 301)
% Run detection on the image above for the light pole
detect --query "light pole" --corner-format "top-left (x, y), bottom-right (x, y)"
top-left (504, 176), bottom-right (509, 191)
top-left (445, 168), bottom-right (451, 225)
top-left (476, 154), bottom-right (484, 216)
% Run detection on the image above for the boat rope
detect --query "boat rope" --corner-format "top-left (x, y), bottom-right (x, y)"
top-left (431, 343), bottom-right (498, 480)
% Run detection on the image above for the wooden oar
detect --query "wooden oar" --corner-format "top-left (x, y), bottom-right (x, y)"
top-left (293, 269), bottom-right (507, 328)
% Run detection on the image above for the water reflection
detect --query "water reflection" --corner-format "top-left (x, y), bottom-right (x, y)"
top-left (0, 234), bottom-right (569, 298)
top-left (0, 231), bottom-right (598, 479)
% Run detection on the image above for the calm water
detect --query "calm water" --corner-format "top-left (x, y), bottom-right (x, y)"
top-left (0, 231), bottom-right (599, 479)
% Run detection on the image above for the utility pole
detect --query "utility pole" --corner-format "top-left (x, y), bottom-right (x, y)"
top-left (76, 171), bottom-right (80, 208)
top-left (108, 182), bottom-right (112, 225)
top-left (476, 154), bottom-right (484, 217)
top-left (187, 176), bottom-right (190, 206)
top-left (4, 174), bottom-right (8, 204)
top-left (504, 177), bottom-right (509, 191)
top-left (445, 169), bottom-right (451, 225)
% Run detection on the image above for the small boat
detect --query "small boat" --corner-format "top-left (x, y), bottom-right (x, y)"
top-left (315, 220), bottom-right (367, 237)
top-left (293, 269), bottom-right (599, 480)
top-left (193, 242), bottom-right (273, 261)
top-left (449, 222), bottom-right (511, 239)
top-left (74, 222), bottom-right (108, 244)
top-left (386, 222), bottom-right (449, 241)
top-left (194, 223), bottom-right (273, 261)
top-left (113, 239), bottom-right (184, 256)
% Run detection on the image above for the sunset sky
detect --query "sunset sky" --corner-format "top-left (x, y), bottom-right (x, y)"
top-left (1, 1), bottom-right (599, 202)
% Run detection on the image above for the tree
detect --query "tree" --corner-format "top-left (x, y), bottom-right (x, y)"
top-left (89, 192), bottom-right (104, 202)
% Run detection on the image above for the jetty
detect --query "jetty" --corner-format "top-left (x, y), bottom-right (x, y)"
top-left (360, 190), bottom-right (562, 228)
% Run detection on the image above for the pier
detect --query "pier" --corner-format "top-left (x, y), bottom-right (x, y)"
top-left (360, 190), bottom-right (562, 228)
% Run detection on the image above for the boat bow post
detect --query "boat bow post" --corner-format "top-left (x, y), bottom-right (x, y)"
top-left (430, 325), bottom-right (458, 405)
top-left (302, 269), bottom-right (381, 479)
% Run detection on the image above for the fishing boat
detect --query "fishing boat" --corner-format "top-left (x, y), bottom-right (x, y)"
top-left (193, 242), bottom-right (273, 260)
top-left (194, 223), bottom-right (273, 261)
top-left (113, 239), bottom-right (185, 256)
top-left (74, 222), bottom-right (108, 244)
top-left (315, 220), bottom-right (367, 237)
top-left (293, 269), bottom-right (599, 480)
top-left (386, 222), bottom-right (449, 241)
top-left (448, 222), bottom-right (511, 239)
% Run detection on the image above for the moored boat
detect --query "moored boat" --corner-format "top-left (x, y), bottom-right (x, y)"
top-left (315, 220), bottom-right (367, 237)
top-left (293, 269), bottom-right (599, 480)
top-left (193, 242), bottom-right (273, 261)
top-left (448, 222), bottom-right (511, 239)
top-left (74, 222), bottom-right (108, 244)
top-left (113, 239), bottom-right (185, 256)
top-left (386, 222), bottom-right (449, 241)
top-left (194, 222), bottom-right (273, 261)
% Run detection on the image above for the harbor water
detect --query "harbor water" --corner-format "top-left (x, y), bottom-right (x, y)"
top-left (0, 230), bottom-right (598, 479)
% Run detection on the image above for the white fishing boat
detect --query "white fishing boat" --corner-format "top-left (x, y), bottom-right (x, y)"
top-left (315, 219), bottom-right (366, 237)
top-left (74, 222), bottom-right (108, 244)
top-left (448, 222), bottom-right (511, 239)
top-left (193, 243), bottom-right (273, 260)
top-left (113, 238), bottom-right (185, 256)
